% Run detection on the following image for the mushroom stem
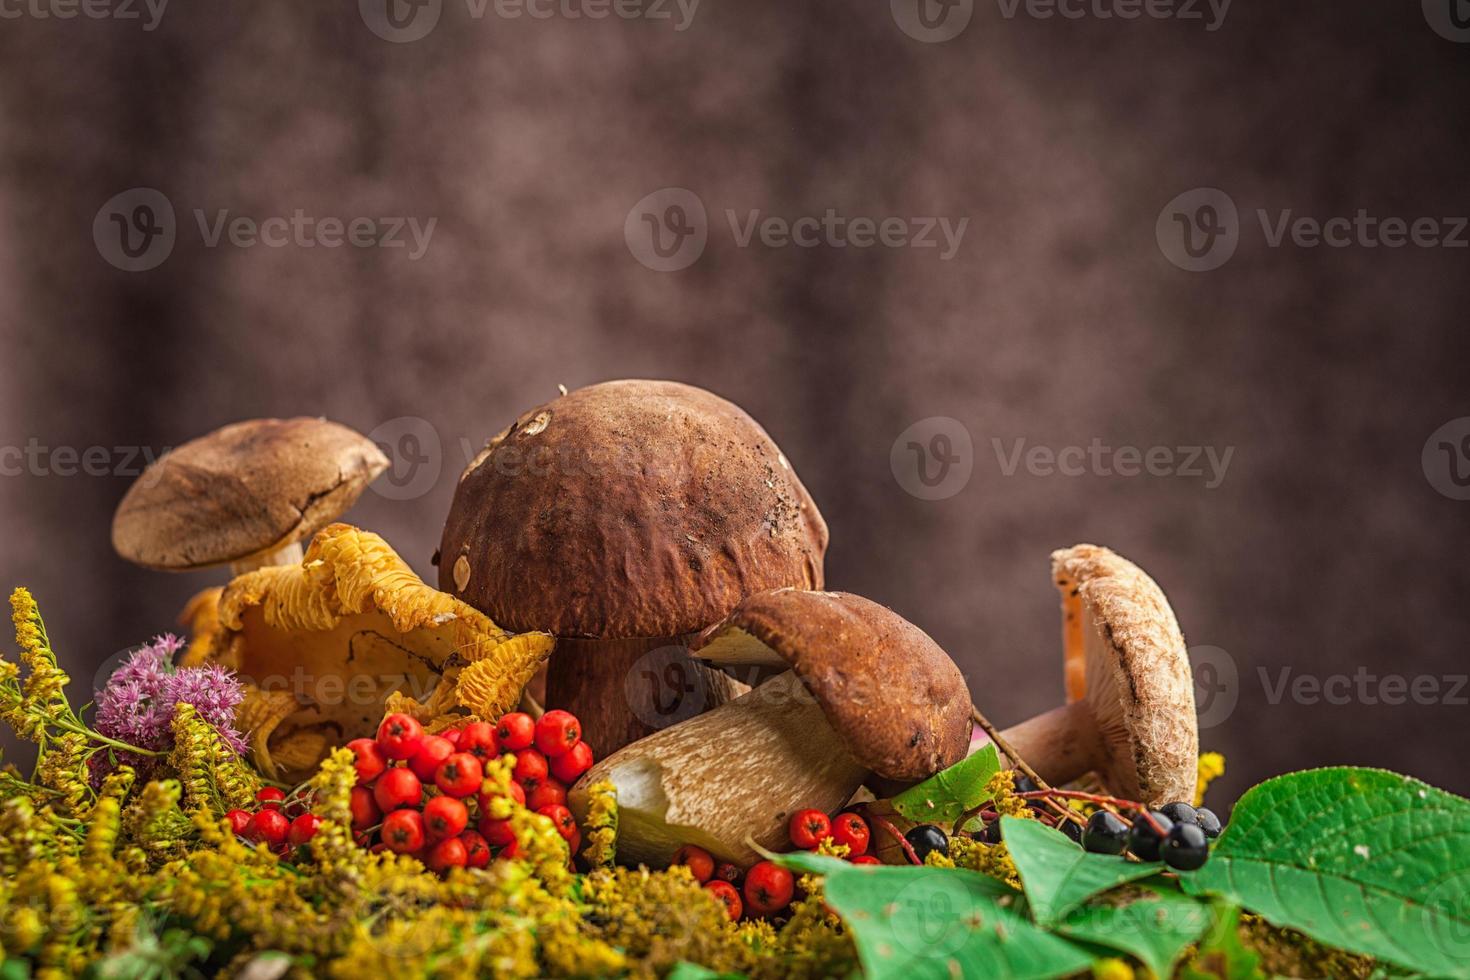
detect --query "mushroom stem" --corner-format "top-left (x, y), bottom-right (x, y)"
top-left (227, 540), bottom-right (304, 577)
top-left (998, 700), bottom-right (1103, 788)
top-left (547, 635), bottom-right (750, 757)
top-left (568, 670), bottom-right (867, 866)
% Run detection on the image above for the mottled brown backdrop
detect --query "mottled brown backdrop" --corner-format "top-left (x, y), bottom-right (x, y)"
top-left (2, 0), bottom-right (1468, 809)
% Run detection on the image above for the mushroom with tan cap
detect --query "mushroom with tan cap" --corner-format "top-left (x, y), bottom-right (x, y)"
top-left (567, 588), bottom-right (972, 866)
top-left (996, 544), bottom-right (1199, 807)
top-left (437, 380), bottom-right (829, 755)
top-left (113, 417), bottom-right (389, 575)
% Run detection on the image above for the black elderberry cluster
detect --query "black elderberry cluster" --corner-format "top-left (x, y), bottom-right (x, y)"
top-left (1082, 800), bottom-right (1223, 871)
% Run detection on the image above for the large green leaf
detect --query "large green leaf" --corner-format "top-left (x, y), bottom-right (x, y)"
top-left (1182, 767), bottom-right (1470, 977)
top-left (1002, 816), bottom-right (1165, 927)
top-left (771, 853), bottom-right (1095, 979)
top-left (1056, 884), bottom-right (1213, 978)
top-left (891, 744), bottom-right (1002, 825)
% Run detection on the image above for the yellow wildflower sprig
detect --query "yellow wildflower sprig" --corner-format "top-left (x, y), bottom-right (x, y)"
top-left (578, 778), bottom-right (618, 869)
top-left (170, 703), bottom-right (261, 814)
top-left (1196, 752), bottom-right (1226, 807)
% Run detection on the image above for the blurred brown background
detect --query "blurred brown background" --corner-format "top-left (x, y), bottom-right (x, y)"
top-left (1, 0), bottom-right (1468, 809)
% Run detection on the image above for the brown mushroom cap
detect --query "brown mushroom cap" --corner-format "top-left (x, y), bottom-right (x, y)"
top-left (438, 380), bottom-right (828, 638)
top-left (691, 588), bottom-right (971, 780)
top-left (112, 418), bottom-right (388, 571)
top-left (1054, 544), bottom-right (1198, 805)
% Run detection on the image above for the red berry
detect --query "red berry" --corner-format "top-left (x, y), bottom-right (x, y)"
top-left (513, 749), bottom-right (549, 791)
top-left (500, 837), bottom-right (520, 859)
top-left (460, 829), bottom-right (491, 869)
top-left (441, 727), bottom-right (463, 748)
top-left (526, 778), bottom-right (568, 812)
top-left (458, 721), bottom-right (499, 760)
top-left (434, 752), bottom-right (484, 799)
top-left (537, 804), bottom-right (578, 842)
top-left (423, 796), bottom-right (470, 843)
top-left (382, 808), bottom-right (426, 854)
top-left (830, 812), bottom-right (871, 856)
top-left (705, 880), bottom-right (743, 921)
top-left (788, 809), bottom-right (831, 850)
top-left (533, 710), bottom-right (582, 758)
top-left (349, 785), bottom-right (381, 832)
top-left (672, 844), bottom-right (715, 883)
top-left (376, 712), bottom-right (425, 760)
top-left (549, 740), bottom-right (594, 784)
top-left (478, 780), bottom-right (526, 813)
top-left (850, 855), bottom-right (881, 866)
top-left (408, 734), bottom-right (455, 783)
top-left (288, 813), bottom-right (323, 847)
top-left (373, 767), bottom-right (423, 812)
top-left (226, 809), bottom-right (252, 836)
top-left (346, 738), bottom-right (387, 784)
top-left (713, 862), bottom-right (742, 885)
top-left (255, 786), bottom-right (287, 811)
top-left (248, 808), bottom-right (290, 846)
top-left (427, 836), bottom-right (468, 873)
top-left (477, 816), bottom-right (517, 847)
top-left (495, 712), bottom-right (535, 751)
top-left (744, 861), bottom-right (795, 915)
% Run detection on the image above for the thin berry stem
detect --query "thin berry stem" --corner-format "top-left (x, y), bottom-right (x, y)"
top-left (871, 814), bottom-right (921, 866)
top-left (969, 704), bottom-right (1086, 829)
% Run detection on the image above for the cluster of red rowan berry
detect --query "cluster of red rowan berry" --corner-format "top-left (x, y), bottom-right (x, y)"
top-left (670, 808), bottom-right (874, 920)
top-left (225, 786), bottom-right (322, 856)
top-left (230, 709), bottom-right (596, 875)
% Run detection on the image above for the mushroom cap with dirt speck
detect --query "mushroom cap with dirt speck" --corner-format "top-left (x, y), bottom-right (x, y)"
top-left (691, 588), bottom-right (971, 781)
top-left (1055, 544), bottom-right (1199, 805)
top-left (111, 417), bottom-right (388, 571)
top-left (438, 380), bottom-right (828, 638)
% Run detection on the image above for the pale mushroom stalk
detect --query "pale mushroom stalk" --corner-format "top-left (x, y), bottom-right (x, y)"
top-left (984, 544), bottom-right (1200, 808)
top-left (438, 380), bottom-right (829, 755)
top-left (227, 539), bottom-right (304, 575)
top-left (582, 671), bottom-right (867, 865)
top-left (570, 588), bottom-right (972, 866)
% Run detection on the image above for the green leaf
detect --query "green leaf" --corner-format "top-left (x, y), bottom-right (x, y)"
top-left (891, 743), bottom-right (1002, 825)
top-left (1182, 767), bottom-right (1470, 977)
top-left (1002, 816), bottom-right (1165, 927)
top-left (1056, 883), bottom-right (1213, 978)
top-left (1176, 904), bottom-right (1264, 980)
top-left (666, 963), bottom-right (745, 980)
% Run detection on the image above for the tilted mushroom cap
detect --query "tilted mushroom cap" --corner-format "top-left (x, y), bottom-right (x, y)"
top-left (691, 588), bottom-right (972, 780)
top-left (438, 380), bottom-right (828, 638)
top-left (113, 417), bottom-right (388, 571)
top-left (1053, 544), bottom-right (1198, 805)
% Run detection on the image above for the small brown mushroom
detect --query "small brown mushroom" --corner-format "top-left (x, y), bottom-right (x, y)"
top-left (438, 380), bottom-right (828, 755)
top-left (567, 589), bottom-right (972, 866)
top-left (998, 544), bottom-right (1199, 806)
top-left (112, 417), bottom-right (388, 575)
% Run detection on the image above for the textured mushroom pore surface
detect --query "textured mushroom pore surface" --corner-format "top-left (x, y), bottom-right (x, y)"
top-left (112, 417), bottom-right (388, 570)
top-left (437, 380), bottom-right (828, 638)
top-left (692, 588), bottom-right (972, 782)
top-left (569, 671), bottom-right (868, 866)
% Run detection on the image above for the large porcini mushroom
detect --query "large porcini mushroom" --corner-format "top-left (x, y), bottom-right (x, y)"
top-left (113, 417), bottom-right (388, 576)
top-left (438, 380), bottom-right (828, 755)
top-left (567, 589), bottom-right (972, 866)
top-left (997, 544), bottom-right (1198, 806)
top-left (194, 523), bottom-right (551, 781)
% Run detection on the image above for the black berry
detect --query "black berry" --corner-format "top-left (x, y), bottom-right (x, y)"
top-left (1196, 808), bottom-right (1223, 839)
top-left (905, 824), bottom-right (949, 862)
top-left (1082, 811), bottom-right (1130, 855)
top-left (1160, 802), bottom-right (1199, 827)
top-left (977, 820), bottom-right (1002, 844)
top-left (1012, 773), bottom-right (1039, 794)
top-left (1161, 822), bottom-right (1209, 870)
top-left (1127, 812), bottom-right (1174, 862)
top-left (1059, 819), bottom-right (1083, 844)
